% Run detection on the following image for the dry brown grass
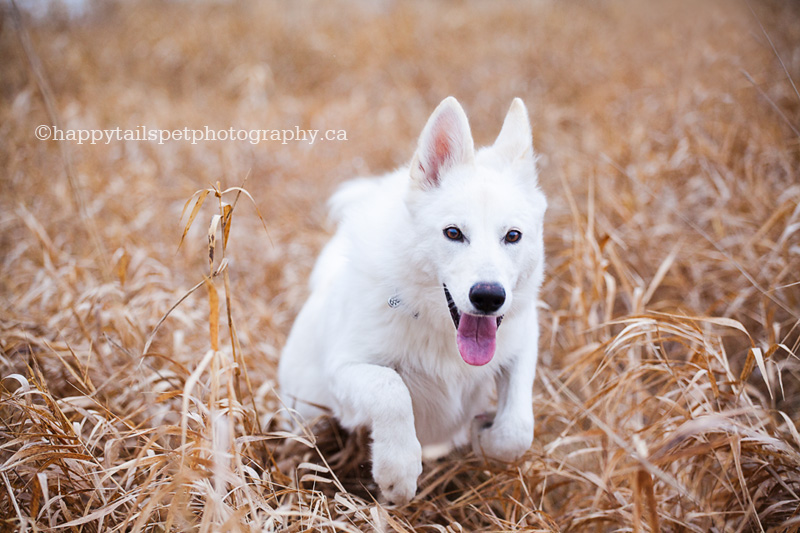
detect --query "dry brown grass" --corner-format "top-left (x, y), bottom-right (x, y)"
top-left (1, 0), bottom-right (799, 531)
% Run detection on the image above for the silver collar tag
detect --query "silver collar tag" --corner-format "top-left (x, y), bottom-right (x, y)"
top-left (388, 294), bottom-right (418, 319)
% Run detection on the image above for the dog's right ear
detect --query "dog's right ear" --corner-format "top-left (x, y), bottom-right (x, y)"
top-left (410, 97), bottom-right (475, 190)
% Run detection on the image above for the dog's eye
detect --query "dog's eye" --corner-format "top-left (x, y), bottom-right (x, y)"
top-left (504, 229), bottom-right (522, 244)
top-left (444, 226), bottom-right (464, 242)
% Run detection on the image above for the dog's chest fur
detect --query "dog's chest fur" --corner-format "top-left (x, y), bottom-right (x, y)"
top-left (378, 308), bottom-right (498, 446)
top-left (399, 363), bottom-right (495, 446)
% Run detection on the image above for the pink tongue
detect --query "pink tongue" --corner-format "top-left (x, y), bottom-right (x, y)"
top-left (456, 314), bottom-right (498, 366)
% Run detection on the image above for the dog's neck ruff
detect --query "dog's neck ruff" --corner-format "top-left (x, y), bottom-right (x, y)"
top-left (387, 286), bottom-right (502, 366)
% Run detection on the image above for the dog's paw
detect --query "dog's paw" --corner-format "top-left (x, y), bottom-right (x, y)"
top-left (371, 434), bottom-right (423, 505)
top-left (471, 412), bottom-right (533, 462)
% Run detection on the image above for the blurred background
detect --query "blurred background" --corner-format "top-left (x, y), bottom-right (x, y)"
top-left (1, 0), bottom-right (799, 530)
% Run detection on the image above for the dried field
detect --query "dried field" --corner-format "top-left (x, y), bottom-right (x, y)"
top-left (1, 0), bottom-right (799, 531)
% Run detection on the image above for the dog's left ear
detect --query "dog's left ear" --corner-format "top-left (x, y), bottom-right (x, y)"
top-left (493, 98), bottom-right (534, 163)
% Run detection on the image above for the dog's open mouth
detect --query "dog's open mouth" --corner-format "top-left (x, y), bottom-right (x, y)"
top-left (444, 286), bottom-right (502, 366)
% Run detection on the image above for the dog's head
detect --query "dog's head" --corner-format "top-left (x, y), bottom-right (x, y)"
top-left (405, 97), bottom-right (547, 366)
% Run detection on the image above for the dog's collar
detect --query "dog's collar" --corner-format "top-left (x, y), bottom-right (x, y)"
top-left (387, 292), bottom-right (419, 319)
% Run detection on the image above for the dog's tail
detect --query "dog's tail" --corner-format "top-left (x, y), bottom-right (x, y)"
top-left (327, 177), bottom-right (381, 225)
top-left (309, 178), bottom-right (380, 293)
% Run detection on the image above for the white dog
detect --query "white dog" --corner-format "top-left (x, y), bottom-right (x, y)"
top-left (279, 96), bottom-right (547, 504)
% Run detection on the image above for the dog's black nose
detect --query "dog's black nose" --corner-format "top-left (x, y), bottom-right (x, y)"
top-left (469, 282), bottom-right (506, 314)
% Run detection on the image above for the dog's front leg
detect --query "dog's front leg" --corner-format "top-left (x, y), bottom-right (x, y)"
top-left (471, 342), bottom-right (536, 462)
top-left (332, 363), bottom-right (422, 504)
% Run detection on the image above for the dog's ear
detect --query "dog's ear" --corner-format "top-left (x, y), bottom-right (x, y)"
top-left (493, 98), bottom-right (534, 163)
top-left (410, 97), bottom-right (475, 189)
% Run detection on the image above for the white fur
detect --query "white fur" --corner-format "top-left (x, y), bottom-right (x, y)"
top-left (278, 97), bottom-right (547, 504)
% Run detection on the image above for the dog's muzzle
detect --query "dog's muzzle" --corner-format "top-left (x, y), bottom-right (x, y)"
top-left (443, 285), bottom-right (504, 329)
top-left (443, 284), bottom-right (503, 366)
